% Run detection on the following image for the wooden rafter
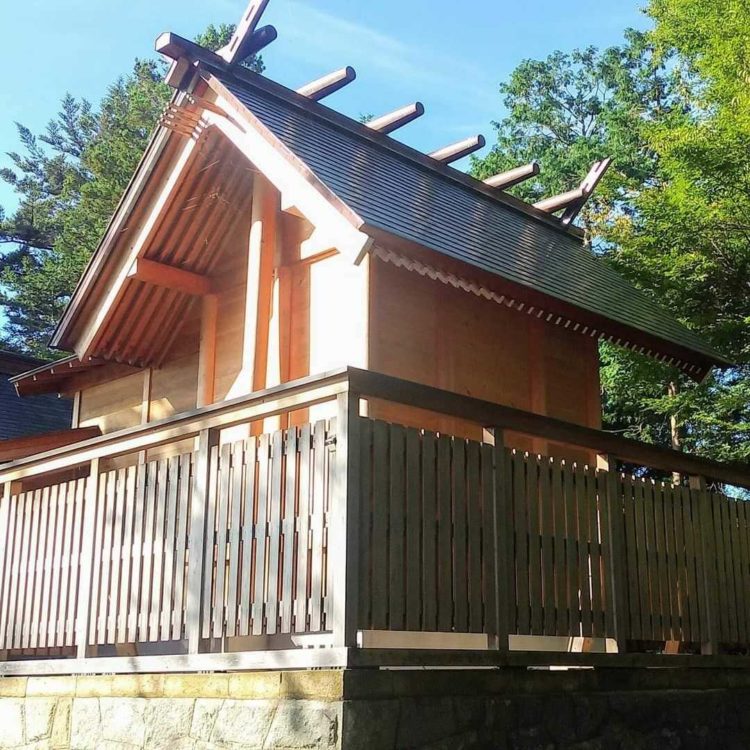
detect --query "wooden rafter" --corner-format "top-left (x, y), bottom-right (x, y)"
top-left (367, 103), bottom-right (425, 135)
top-left (296, 67), bottom-right (357, 101)
top-left (127, 258), bottom-right (213, 296)
top-left (429, 135), bottom-right (485, 164)
top-left (484, 162), bottom-right (539, 190)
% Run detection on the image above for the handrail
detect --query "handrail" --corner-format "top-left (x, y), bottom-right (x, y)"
top-left (0, 368), bottom-right (349, 483)
top-left (2, 366), bottom-right (748, 489)
top-left (347, 368), bottom-right (750, 490)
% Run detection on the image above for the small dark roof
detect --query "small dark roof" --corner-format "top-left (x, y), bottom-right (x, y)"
top-left (215, 70), bottom-right (727, 369)
top-left (0, 351), bottom-right (72, 440)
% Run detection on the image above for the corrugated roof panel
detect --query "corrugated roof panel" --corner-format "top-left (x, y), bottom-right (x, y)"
top-left (220, 76), bottom-right (725, 365)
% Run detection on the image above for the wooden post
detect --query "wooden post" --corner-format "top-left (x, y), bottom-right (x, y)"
top-left (197, 296), bottom-right (218, 409)
top-left (692, 475), bottom-right (719, 655)
top-left (75, 458), bottom-right (100, 659)
top-left (186, 428), bottom-right (217, 653)
top-left (598, 454), bottom-right (629, 653)
top-left (330, 390), bottom-right (361, 648)
top-left (492, 429), bottom-right (513, 652)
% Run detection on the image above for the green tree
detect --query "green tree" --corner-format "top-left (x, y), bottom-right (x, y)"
top-left (0, 24), bottom-right (264, 357)
top-left (472, 21), bottom-right (750, 467)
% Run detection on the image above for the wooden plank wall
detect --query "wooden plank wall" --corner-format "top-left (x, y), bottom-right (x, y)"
top-left (368, 256), bottom-right (600, 461)
top-left (200, 420), bottom-right (333, 637)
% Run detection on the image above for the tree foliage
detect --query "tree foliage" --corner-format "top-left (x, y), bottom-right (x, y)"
top-left (472, 9), bottom-right (750, 466)
top-left (0, 24), bottom-right (263, 356)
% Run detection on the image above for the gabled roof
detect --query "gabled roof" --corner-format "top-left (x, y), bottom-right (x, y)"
top-left (45, 36), bottom-right (728, 381)
top-left (206, 67), bottom-right (728, 374)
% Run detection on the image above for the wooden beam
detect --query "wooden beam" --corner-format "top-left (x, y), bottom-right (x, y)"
top-left (296, 67), bottom-right (357, 101)
top-left (534, 158), bottom-right (612, 224)
top-left (127, 258), bottom-right (212, 296)
top-left (483, 162), bottom-right (539, 190)
top-left (534, 187), bottom-right (585, 213)
top-left (0, 427), bottom-right (102, 464)
top-left (197, 295), bottom-right (218, 408)
top-left (561, 158), bottom-right (611, 226)
top-left (429, 135), bottom-right (486, 164)
top-left (217, 0), bottom-right (271, 64)
top-left (367, 103), bottom-right (425, 135)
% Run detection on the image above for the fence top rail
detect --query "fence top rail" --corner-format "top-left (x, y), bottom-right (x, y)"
top-left (0, 369), bottom-right (350, 483)
top-left (2, 366), bottom-right (747, 489)
top-left (347, 368), bottom-right (750, 490)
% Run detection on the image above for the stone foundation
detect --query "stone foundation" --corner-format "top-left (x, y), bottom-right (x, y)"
top-left (1, 667), bottom-right (750, 749)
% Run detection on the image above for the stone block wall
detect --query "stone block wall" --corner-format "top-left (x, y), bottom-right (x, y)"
top-left (2, 667), bottom-right (750, 749)
top-left (0, 672), bottom-right (342, 749)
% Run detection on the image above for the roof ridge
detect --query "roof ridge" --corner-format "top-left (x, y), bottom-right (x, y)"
top-left (203, 62), bottom-right (586, 242)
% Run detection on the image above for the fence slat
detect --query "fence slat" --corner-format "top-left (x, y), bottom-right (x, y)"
top-left (161, 457), bottom-right (180, 641)
top-left (266, 430), bottom-right (283, 636)
top-left (563, 461), bottom-right (578, 637)
top-left (552, 459), bottom-right (567, 638)
top-left (466, 441), bottom-right (482, 633)
top-left (405, 428), bottom-right (422, 631)
top-left (672, 485), bottom-right (690, 643)
top-left (53, 483), bottom-right (70, 647)
top-left (294, 426), bottom-right (311, 634)
top-left (39, 488), bottom-right (55, 647)
top-left (117, 467), bottom-right (136, 644)
top-left (281, 428), bottom-right (297, 634)
top-left (481, 442), bottom-right (497, 646)
top-left (239, 437), bottom-right (257, 637)
top-left (139, 464), bottom-right (157, 641)
top-left (540, 457), bottom-right (555, 637)
top-left (357, 420), bottom-right (373, 633)
top-left (128, 465), bottom-right (147, 644)
top-left (29, 485), bottom-right (50, 648)
top-left (513, 452), bottom-right (529, 635)
top-left (201, 444), bottom-right (220, 640)
top-left (527, 454), bottom-right (543, 636)
top-left (108, 470), bottom-right (127, 644)
top-left (574, 466), bottom-right (592, 639)
top-left (252, 434), bottom-right (270, 636)
top-left (662, 484), bottom-right (678, 642)
top-left (436, 434), bottom-right (453, 633)
top-left (212, 444), bottom-right (232, 640)
top-left (309, 424), bottom-right (326, 633)
top-left (173, 452), bottom-right (192, 642)
top-left (23, 490), bottom-right (42, 649)
top-left (453, 438), bottom-right (468, 633)
top-left (226, 441), bottom-right (245, 637)
top-left (422, 431), bottom-right (438, 632)
top-left (67, 479), bottom-right (86, 649)
top-left (369, 421), bottom-right (388, 631)
top-left (388, 425), bottom-right (406, 631)
top-left (651, 482), bottom-right (669, 641)
top-left (587, 467), bottom-right (604, 638)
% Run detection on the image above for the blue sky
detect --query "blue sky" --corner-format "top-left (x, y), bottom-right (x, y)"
top-left (0, 0), bottom-right (649, 212)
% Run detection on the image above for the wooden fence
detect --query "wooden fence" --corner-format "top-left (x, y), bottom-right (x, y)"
top-left (358, 418), bottom-right (749, 653)
top-left (2, 368), bottom-right (750, 673)
top-left (0, 421), bottom-right (334, 657)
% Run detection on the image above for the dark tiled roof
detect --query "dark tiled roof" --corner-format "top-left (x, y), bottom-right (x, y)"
top-left (0, 352), bottom-right (72, 440)
top-left (217, 73), bottom-right (726, 367)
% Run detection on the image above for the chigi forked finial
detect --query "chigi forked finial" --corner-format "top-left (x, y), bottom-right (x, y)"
top-left (218, 0), bottom-right (277, 66)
